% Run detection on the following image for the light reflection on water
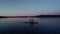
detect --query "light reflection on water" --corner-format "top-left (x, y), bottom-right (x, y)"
top-left (0, 18), bottom-right (60, 34)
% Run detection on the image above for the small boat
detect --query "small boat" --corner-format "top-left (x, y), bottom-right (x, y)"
top-left (25, 18), bottom-right (38, 24)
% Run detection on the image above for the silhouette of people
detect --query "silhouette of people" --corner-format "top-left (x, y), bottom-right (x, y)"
top-left (25, 18), bottom-right (38, 28)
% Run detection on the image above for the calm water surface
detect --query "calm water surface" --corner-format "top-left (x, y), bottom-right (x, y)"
top-left (0, 18), bottom-right (60, 34)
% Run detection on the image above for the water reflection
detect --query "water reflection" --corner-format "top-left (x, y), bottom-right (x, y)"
top-left (0, 18), bottom-right (60, 34)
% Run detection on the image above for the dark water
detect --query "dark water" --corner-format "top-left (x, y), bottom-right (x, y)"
top-left (0, 18), bottom-right (60, 34)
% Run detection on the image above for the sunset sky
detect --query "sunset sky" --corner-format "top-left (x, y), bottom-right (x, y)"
top-left (0, 0), bottom-right (60, 16)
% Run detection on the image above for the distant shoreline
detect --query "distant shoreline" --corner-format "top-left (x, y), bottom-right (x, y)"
top-left (0, 15), bottom-right (60, 18)
top-left (35, 15), bottom-right (60, 18)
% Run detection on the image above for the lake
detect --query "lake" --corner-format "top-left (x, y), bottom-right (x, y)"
top-left (0, 18), bottom-right (60, 34)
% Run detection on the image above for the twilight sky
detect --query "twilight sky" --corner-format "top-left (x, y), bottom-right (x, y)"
top-left (0, 0), bottom-right (60, 16)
